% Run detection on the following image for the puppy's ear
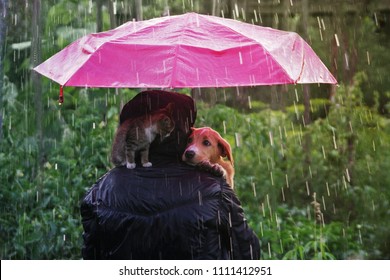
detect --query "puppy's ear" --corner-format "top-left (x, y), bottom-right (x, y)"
top-left (218, 138), bottom-right (234, 165)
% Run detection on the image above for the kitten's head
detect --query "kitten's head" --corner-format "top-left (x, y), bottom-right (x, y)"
top-left (156, 103), bottom-right (175, 139)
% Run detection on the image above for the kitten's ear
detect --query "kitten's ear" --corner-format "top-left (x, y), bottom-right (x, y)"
top-left (165, 102), bottom-right (175, 114)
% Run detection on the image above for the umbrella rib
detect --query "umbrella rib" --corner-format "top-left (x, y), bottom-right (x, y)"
top-left (169, 16), bottom-right (192, 88)
top-left (296, 53), bottom-right (305, 83)
top-left (200, 14), bottom-right (295, 83)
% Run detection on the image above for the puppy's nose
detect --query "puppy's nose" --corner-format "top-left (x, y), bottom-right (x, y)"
top-left (185, 150), bottom-right (195, 159)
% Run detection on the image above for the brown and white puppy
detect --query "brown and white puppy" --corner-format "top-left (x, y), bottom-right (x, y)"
top-left (182, 127), bottom-right (235, 188)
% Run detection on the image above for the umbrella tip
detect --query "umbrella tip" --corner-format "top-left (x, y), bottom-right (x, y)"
top-left (59, 86), bottom-right (64, 105)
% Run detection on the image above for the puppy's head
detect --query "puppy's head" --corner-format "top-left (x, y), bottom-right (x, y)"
top-left (182, 127), bottom-right (233, 165)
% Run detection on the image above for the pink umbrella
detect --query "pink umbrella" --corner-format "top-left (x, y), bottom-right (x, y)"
top-left (34, 12), bottom-right (336, 95)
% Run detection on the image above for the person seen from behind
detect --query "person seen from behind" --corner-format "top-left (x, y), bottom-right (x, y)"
top-left (80, 90), bottom-right (260, 259)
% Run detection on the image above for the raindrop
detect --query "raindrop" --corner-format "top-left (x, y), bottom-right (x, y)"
top-left (270, 171), bottom-right (274, 186)
top-left (279, 239), bottom-right (284, 254)
top-left (261, 202), bottom-right (265, 218)
top-left (366, 161), bottom-right (371, 174)
top-left (260, 222), bottom-right (264, 236)
top-left (88, 0), bottom-right (93, 14)
top-left (322, 195), bottom-right (326, 211)
top-left (248, 96), bottom-right (252, 109)
top-left (321, 145), bottom-right (326, 159)
top-left (266, 194), bottom-right (272, 221)
top-left (241, 8), bottom-right (246, 21)
top-left (195, 14), bottom-right (200, 27)
top-left (358, 228), bottom-right (363, 244)
top-left (317, 17), bottom-right (323, 41)
top-left (366, 51), bottom-right (371, 65)
top-left (345, 168), bottom-right (351, 182)
top-left (373, 13), bottom-right (379, 27)
top-left (285, 174), bottom-right (289, 188)
top-left (281, 187), bottom-right (285, 201)
top-left (332, 129), bottom-right (338, 149)
top-left (252, 181), bottom-right (257, 197)
top-left (234, 4), bottom-right (239, 18)
top-left (275, 213), bottom-right (280, 231)
top-left (235, 133), bottom-right (241, 147)
top-left (268, 131), bottom-right (274, 146)
top-left (280, 143), bottom-right (285, 158)
top-left (343, 175), bottom-right (348, 189)
top-left (344, 53), bottom-right (350, 70)
top-left (278, 126), bottom-right (283, 139)
top-left (198, 190), bottom-right (203, 206)
top-left (267, 242), bottom-right (272, 258)
top-left (238, 51), bottom-right (243, 65)
top-left (254, 10), bottom-right (258, 22)
top-left (306, 181), bottom-right (310, 196)
top-left (326, 182), bottom-right (330, 196)
top-left (334, 34), bottom-right (340, 47)
top-left (113, 0), bottom-right (117, 15)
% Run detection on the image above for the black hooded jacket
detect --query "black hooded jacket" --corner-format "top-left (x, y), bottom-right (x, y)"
top-left (80, 90), bottom-right (260, 259)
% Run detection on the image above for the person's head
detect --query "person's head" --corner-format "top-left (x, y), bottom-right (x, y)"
top-left (119, 90), bottom-right (197, 159)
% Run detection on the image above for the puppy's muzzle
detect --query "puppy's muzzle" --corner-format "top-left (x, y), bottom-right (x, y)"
top-left (184, 150), bottom-right (195, 160)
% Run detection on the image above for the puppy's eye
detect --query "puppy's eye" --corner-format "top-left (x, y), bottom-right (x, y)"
top-left (188, 137), bottom-right (193, 143)
top-left (203, 140), bottom-right (211, 146)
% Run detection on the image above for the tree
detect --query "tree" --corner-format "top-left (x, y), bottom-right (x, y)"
top-left (31, 0), bottom-right (44, 174)
top-left (0, 0), bottom-right (8, 140)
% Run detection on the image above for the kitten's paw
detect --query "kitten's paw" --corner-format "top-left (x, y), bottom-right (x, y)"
top-left (142, 162), bottom-right (152, 168)
top-left (126, 162), bottom-right (136, 169)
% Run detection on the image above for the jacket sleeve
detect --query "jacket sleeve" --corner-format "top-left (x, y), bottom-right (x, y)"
top-left (80, 187), bottom-right (101, 259)
top-left (221, 184), bottom-right (261, 260)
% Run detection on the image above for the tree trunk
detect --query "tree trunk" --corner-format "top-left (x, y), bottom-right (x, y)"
top-left (135, 0), bottom-right (143, 21)
top-left (31, 0), bottom-right (43, 167)
top-left (108, 0), bottom-right (117, 28)
top-left (0, 0), bottom-right (8, 141)
top-left (212, 0), bottom-right (220, 16)
top-left (301, 0), bottom-right (312, 185)
top-left (96, 0), bottom-right (103, 32)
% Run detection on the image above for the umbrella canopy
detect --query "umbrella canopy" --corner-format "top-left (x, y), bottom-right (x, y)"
top-left (34, 12), bottom-right (337, 89)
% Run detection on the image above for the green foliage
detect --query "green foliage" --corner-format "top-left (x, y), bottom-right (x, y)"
top-left (196, 80), bottom-right (390, 259)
